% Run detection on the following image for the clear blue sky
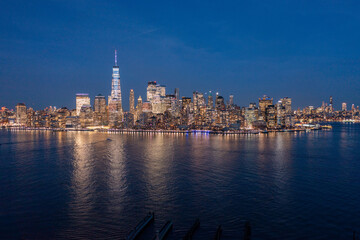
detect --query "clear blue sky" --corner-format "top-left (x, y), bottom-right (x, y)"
top-left (1, 1), bottom-right (360, 110)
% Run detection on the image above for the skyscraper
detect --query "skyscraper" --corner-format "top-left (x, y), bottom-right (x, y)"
top-left (329, 96), bottom-right (333, 112)
top-left (245, 107), bottom-right (258, 128)
top-left (215, 95), bottom-right (226, 110)
top-left (193, 91), bottom-right (205, 113)
top-left (129, 89), bottom-right (135, 114)
top-left (147, 81), bottom-right (157, 102)
top-left (280, 97), bottom-right (292, 114)
top-left (146, 81), bottom-right (167, 114)
top-left (342, 102), bottom-right (347, 111)
top-left (229, 95), bottom-right (234, 106)
top-left (76, 93), bottom-right (90, 116)
top-left (94, 94), bottom-right (107, 125)
top-left (208, 91), bottom-right (213, 109)
top-left (110, 50), bottom-right (122, 103)
top-left (108, 50), bottom-right (123, 126)
top-left (174, 88), bottom-right (180, 100)
top-left (259, 95), bottom-right (273, 120)
top-left (94, 94), bottom-right (106, 113)
top-left (265, 105), bottom-right (276, 128)
top-left (16, 103), bottom-right (27, 125)
top-left (137, 96), bottom-right (143, 113)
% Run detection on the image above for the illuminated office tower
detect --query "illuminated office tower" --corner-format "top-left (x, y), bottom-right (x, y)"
top-left (108, 50), bottom-right (123, 126)
top-left (136, 96), bottom-right (143, 114)
top-left (198, 93), bottom-right (206, 106)
top-left (329, 96), bottom-right (333, 112)
top-left (259, 95), bottom-right (273, 120)
top-left (147, 81), bottom-right (167, 114)
top-left (157, 85), bottom-right (166, 97)
top-left (215, 95), bottom-right (226, 110)
top-left (76, 93), bottom-right (90, 116)
top-left (94, 94), bottom-right (106, 113)
top-left (182, 97), bottom-right (192, 111)
top-left (244, 107), bottom-right (258, 128)
top-left (79, 104), bottom-right (93, 128)
top-left (229, 95), bottom-right (234, 106)
top-left (265, 105), bottom-right (276, 129)
top-left (280, 97), bottom-right (292, 114)
top-left (351, 104), bottom-right (355, 112)
top-left (193, 91), bottom-right (205, 113)
top-left (129, 89), bottom-right (135, 114)
top-left (174, 88), bottom-right (181, 115)
top-left (276, 101), bottom-right (285, 128)
top-left (174, 88), bottom-right (180, 100)
top-left (94, 94), bottom-right (106, 125)
top-left (208, 91), bottom-right (214, 109)
top-left (16, 103), bottom-right (27, 125)
top-left (147, 81), bottom-right (157, 102)
top-left (342, 102), bottom-right (347, 111)
top-left (193, 91), bottom-right (198, 112)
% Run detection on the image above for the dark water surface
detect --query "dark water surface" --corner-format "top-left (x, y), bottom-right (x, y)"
top-left (1, 123), bottom-right (360, 239)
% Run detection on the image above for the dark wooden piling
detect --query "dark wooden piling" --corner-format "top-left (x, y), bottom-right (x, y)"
top-left (183, 218), bottom-right (200, 240)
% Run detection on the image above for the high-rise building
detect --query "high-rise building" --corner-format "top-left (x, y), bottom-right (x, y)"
top-left (229, 95), bottom-right (234, 106)
top-left (16, 103), bottom-right (27, 125)
top-left (280, 97), bottom-right (292, 114)
top-left (265, 105), bottom-right (276, 129)
top-left (215, 95), bottom-right (226, 110)
top-left (94, 94), bottom-right (107, 125)
top-left (76, 93), bottom-right (90, 116)
top-left (108, 50), bottom-right (123, 126)
top-left (174, 88), bottom-right (180, 100)
top-left (182, 97), bottom-right (192, 111)
top-left (94, 94), bottom-right (106, 113)
top-left (193, 91), bottom-right (205, 113)
top-left (342, 102), bottom-right (347, 111)
top-left (208, 91), bottom-right (214, 109)
top-left (244, 107), bottom-right (258, 128)
top-left (329, 96), bottom-right (333, 112)
top-left (259, 95), bottom-right (273, 120)
top-left (146, 81), bottom-right (167, 114)
top-left (193, 91), bottom-right (198, 112)
top-left (276, 101), bottom-right (285, 128)
top-left (129, 89), bottom-right (135, 114)
top-left (136, 96), bottom-right (143, 113)
top-left (147, 81), bottom-right (157, 102)
top-left (79, 104), bottom-right (93, 128)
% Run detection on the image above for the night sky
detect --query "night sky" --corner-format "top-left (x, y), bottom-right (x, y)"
top-left (1, 1), bottom-right (360, 111)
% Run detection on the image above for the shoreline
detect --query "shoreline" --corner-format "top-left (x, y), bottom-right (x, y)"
top-left (1, 126), bottom-right (334, 135)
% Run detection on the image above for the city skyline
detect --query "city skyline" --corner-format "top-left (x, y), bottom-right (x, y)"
top-left (0, 50), bottom-right (358, 112)
top-left (1, 1), bottom-right (360, 110)
top-left (1, 53), bottom-right (358, 131)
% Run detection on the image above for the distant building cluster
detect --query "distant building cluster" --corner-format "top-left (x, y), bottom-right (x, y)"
top-left (1, 52), bottom-right (360, 130)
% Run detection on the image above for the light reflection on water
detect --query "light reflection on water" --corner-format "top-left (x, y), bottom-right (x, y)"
top-left (0, 124), bottom-right (360, 239)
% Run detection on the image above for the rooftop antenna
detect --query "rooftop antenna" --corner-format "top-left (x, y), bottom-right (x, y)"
top-left (115, 49), bottom-right (117, 66)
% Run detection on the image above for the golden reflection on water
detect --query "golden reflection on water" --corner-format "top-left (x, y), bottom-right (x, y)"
top-left (69, 132), bottom-right (95, 222)
top-left (106, 135), bottom-right (127, 212)
top-left (143, 134), bottom-right (176, 205)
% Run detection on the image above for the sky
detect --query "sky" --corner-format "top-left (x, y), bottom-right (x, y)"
top-left (1, 0), bottom-right (360, 111)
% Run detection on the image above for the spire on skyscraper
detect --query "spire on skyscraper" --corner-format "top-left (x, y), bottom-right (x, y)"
top-left (115, 49), bottom-right (117, 66)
